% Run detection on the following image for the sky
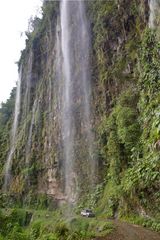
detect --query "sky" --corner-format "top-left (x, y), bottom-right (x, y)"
top-left (0, 0), bottom-right (42, 104)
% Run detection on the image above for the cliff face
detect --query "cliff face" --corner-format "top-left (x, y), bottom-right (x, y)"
top-left (0, 0), bottom-right (159, 221)
top-left (1, 2), bottom-right (62, 203)
top-left (3, 1), bottom-right (97, 204)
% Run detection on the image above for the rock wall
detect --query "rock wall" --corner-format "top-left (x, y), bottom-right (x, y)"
top-left (0, 1), bottom-right (159, 218)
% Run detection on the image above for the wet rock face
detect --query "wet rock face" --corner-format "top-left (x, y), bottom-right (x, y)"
top-left (2, 0), bottom-right (152, 208)
top-left (4, 1), bottom-right (97, 203)
top-left (4, 8), bottom-right (63, 200)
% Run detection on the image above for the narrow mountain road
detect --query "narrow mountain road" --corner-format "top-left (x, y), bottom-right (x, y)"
top-left (94, 220), bottom-right (160, 240)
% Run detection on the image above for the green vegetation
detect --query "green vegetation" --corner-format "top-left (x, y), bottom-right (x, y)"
top-left (0, 0), bottom-right (159, 238)
top-left (0, 88), bottom-right (16, 185)
top-left (94, 21), bottom-right (160, 231)
top-left (0, 208), bottom-right (114, 240)
top-left (86, 0), bottom-right (160, 231)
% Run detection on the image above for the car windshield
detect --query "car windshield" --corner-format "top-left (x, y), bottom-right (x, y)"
top-left (86, 209), bottom-right (92, 212)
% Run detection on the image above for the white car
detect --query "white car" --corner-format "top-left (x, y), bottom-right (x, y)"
top-left (81, 209), bottom-right (95, 217)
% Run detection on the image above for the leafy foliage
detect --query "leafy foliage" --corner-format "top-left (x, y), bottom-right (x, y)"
top-left (97, 25), bottom-right (160, 222)
top-left (0, 1), bottom-right (159, 234)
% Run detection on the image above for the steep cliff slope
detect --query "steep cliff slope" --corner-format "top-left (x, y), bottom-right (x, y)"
top-left (0, 0), bottom-right (159, 230)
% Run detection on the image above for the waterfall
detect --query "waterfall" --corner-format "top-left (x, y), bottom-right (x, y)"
top-left (4, 68), bottom-right (22, 191)
top-left (59, 0), bottom-right (96, 203)
top-left (45, 66), bottom-right (54, 164)
top-left (25, 98), bottom-right (38, 166)
top-left (23, 51), bottom-right (33, 120)
top-left (149, 0), bottom-right (160, 29)
top-left (60, 0), bottom-right (76, 203)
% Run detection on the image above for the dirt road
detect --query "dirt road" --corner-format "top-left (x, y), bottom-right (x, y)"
top-left (94, 220), bottom-right (160, 240)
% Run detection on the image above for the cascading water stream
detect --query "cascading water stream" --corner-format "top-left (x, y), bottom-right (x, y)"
top-left (45, 66), bottom-right (54, 163)
top-left (60, 0), bottom-right (75, 202)
top-left (23, 51), bottom-right (33, 120)
top-left (149, 0), bottom-right (160, 29)
top-left (25, 98), bottom-right (39, 166)
top-left (77, 2), bottom-right (96, 181)
top-left (59, 0), bottom-right (96, 203)
top-left (4, 68), bottom-right (22, 191)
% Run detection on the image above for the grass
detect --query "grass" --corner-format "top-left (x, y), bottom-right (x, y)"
top-left (0, 207), bottom-right (114, 240)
